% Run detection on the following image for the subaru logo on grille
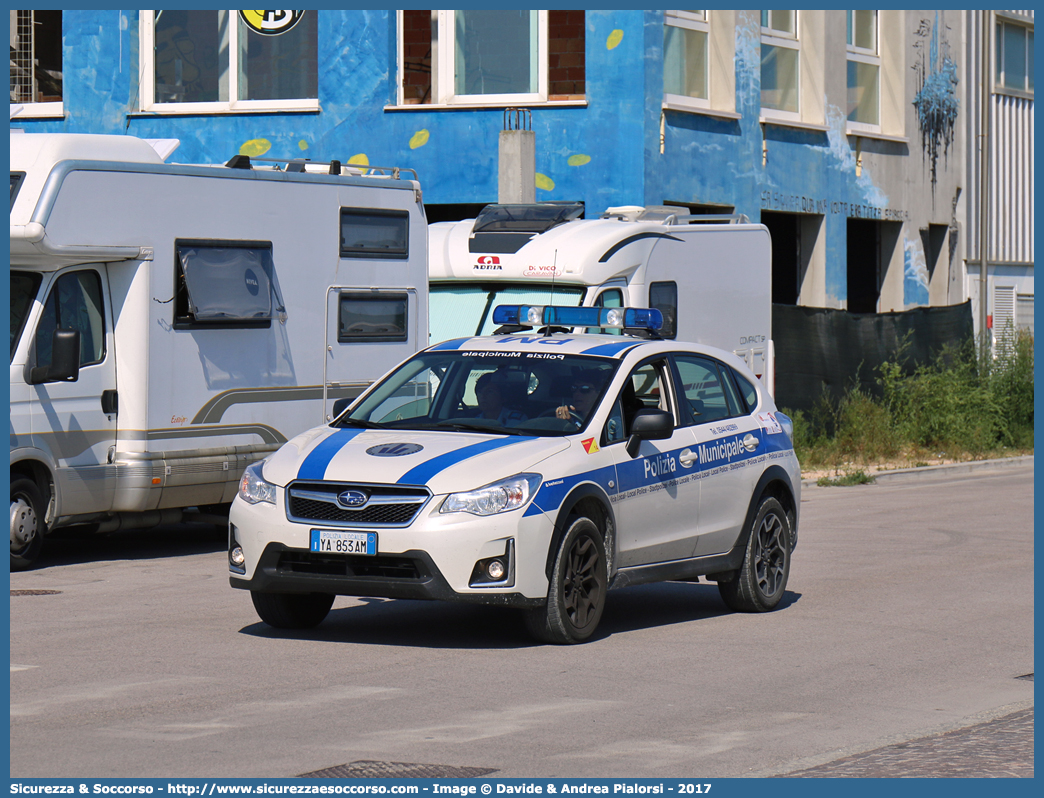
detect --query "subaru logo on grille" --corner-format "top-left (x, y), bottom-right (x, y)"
top-left (337, 489), bottom-right (370, 508)
top-left (366, 443), bottom-right (423, 457)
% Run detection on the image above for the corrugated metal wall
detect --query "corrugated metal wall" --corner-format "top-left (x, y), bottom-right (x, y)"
top-left (965, 10), bottom-right (1035, 267)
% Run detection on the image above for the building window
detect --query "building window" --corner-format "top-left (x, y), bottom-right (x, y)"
top-left (139, 10), bottom-right (318, 114)
top-left (846, 9), bottom-right (880, 129)
top-left (996, 18), bottom-right (1034, 94)
top-left (9, 10), bottom-right (62, 116)
top-left (664, 11), bottom-right (709, 108)
top-left (760, 10), bottom-right (799, 117)
top-left (396, 10), bottom-right (583, 106)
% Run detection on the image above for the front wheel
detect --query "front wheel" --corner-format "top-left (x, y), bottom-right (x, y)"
top-left (718, 496), bottom-right (791, 612)
top-left (525, 516), bottom-right (608, 644)
top-left (11, 478), bottom-right (47, 571)
top-left (250, 591), bottom-right (334, 629)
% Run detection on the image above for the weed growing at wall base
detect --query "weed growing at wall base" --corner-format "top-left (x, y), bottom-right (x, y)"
top-left (786, 331), bottom-right (1033, 472)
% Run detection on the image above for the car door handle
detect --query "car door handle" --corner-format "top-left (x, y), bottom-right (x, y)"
top-left (101, 389), bottom-right (118, 415)
top-left (679, 448), bottom-right (698, 467)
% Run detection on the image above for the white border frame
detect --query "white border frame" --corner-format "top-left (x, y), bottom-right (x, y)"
top-left (663, 10), bottom-right (711, 111)
top-left (845, 10), bottom-right (881, 133)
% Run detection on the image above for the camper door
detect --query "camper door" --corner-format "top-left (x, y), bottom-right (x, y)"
top-left (325, 287), bottom-right (419, 419)
top-left (28, 266), bottom-right (119, 515)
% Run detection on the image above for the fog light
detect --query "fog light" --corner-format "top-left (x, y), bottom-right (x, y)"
top-left (230, 546), bottom-right (245, 567)
top-left (486, 559), bottom-right (505, 580)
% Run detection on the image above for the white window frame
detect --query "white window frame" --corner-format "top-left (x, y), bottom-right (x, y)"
top-left (846, 9), bottom-right (881, 133)
top-left (138, 10), bottom-right (319, 114)
top-left (663, 10), bottom-right (710, 112)
top-left (760, 10), bottom-right (800, 123)
top-left (395, 10), bottom-right (549, 107)
top-left (995, 14), bottom-right (1034, 97)
top-left (9, 9), bottom-right (64, 118)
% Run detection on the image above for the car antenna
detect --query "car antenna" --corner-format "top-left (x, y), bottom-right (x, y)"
top-left (543, 250), bottom-right (558, 338)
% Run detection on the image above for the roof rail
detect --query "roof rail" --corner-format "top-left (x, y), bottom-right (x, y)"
top-left (223, 155), bottom-right (417, 180)
top-left (662, 213), bottom-right (750, 225)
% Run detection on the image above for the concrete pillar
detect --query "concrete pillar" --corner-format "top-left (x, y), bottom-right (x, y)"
top-left (498, 129), bottom-right (535, 204)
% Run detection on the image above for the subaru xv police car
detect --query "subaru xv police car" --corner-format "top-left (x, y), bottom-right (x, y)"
top-left (229, 305), bottom-right (800, 644)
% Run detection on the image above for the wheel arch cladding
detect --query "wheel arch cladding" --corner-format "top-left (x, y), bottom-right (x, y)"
top-left (743, 466), bottom-right (798, 550)
top-left (545, 483), bottom-right (617, 582)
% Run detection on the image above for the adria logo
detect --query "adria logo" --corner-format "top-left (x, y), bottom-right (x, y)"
top-left (475, 256), bottom-right (502, 270)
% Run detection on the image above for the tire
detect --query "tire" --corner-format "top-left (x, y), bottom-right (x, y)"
top-left (11, 478), bottom-right (46, 571)
top-left (525, 516), bottom-right (608, 644)
top-left (250, 591), bottom-right (334, 629)
top-left (718, 496), bottom-right (791, 613)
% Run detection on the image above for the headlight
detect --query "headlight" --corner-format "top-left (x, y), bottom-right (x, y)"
top-left (440, 473), bottom-right (542, 517)
top-left (239, 461), bottom-right (276, 505)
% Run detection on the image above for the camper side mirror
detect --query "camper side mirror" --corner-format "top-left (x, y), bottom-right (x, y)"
top-left (624, 408), bottom-right (674, 458)
top-left (28, 329), bottom-right (81, 385)
top-left (331, 398), bottom-right (352, 419)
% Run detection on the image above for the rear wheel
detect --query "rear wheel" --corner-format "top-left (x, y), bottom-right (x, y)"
top-left (250, 591), bottom-right (334, 629)
top-left (11, 478), bottom-right (46, 571)
top-left (525, 516), bottom-right (607, 644)
top-left (718, 496), bottom-right (791, 612)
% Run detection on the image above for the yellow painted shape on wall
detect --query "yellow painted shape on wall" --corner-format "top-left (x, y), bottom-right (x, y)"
top-left (567, 154), bottom-right (591, 167)
top-left (607, 29), bottom-right (624, 50)
top-left (298, 140), bottom-right (308, 151)
top-left (409, 129), bottom-right (430, 149)
top-left (348, 154), bottom-right (369, 166)
top-left (535, 173), bottom-right (555, 191)
top-left (239, 138), bottom-right (272, 157)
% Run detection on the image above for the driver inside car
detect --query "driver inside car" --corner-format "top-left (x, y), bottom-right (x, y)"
top-left (471, 371), bottom-right (528, 426)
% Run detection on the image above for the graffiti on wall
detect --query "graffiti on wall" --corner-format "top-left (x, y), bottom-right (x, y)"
top-left (912, 12), bottom-right (959, 195)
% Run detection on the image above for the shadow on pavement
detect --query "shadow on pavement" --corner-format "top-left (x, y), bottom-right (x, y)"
top-left (29, 521), bottom-right (226, 568)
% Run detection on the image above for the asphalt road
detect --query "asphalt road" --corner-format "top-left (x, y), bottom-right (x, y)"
top-left (9, 464), bottom-right (1034, 778)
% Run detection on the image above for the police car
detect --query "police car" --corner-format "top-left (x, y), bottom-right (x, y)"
top-left (229, 305), bottom-right (800, 644)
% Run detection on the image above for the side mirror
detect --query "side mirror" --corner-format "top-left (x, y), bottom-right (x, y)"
top-left (331, 397), bottom-right (352, 418)
top-left (28, 329), bottom-right (81, 385)
top-left (625, 408), bottom-right (674, 458)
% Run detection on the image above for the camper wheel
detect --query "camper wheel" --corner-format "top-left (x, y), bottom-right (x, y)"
top-left (250, 591), bottom-right (334, 629)
top-left (11, 477), bottom-right (46, 570)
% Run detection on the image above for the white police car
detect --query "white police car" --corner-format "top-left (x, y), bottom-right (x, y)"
top-left (229, 306), bottom-right (800, 644)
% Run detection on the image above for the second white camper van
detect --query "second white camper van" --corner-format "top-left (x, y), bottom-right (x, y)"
top-left (429, 203), bottom-right (773, 391)
top-left (10, 132), bottom-right (428, 569)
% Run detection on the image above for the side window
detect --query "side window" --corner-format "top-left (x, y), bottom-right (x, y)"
top-left (338, 293), bottom-right (409, 343)
top-left (605, 359), bottom-right (673, 444)
top-left (673, 356), bottom-right (733, 424)
top-left (649, 281), bottom-right (677, 339)
top-left (587, 287), bottom-right (624, 335)
top-left (340, 209), bottom-right (410, 259)
top-left (731, 367), bottom-right (760, 412)
top-left (174, 241), bottom-right (282, 329)
top-left (35, 271), bottom-right (105, 368)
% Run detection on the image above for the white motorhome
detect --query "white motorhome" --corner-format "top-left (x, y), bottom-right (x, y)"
top-left (10, 132), bottom-right (427, 568)
top-left (429, 203), bottom-right (773, 389)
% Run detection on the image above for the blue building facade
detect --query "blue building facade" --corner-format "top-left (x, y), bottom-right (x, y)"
top-left (12, 9), bottom-right (980, 315)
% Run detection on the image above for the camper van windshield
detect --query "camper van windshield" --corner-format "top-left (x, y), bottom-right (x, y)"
top-left (429, 283), bottom-right (584, 344)
top-left (10, 271), bottom-right (41, 360)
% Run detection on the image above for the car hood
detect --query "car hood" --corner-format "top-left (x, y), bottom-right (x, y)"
top-left (261, 426), bottom-right (570, 494)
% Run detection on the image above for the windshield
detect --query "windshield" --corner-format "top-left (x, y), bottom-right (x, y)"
top-left (343, 349), bottom-right (619, 437)
top-left (10, 271), bottom-right (41, 361)
top-left (429, 282), bottom-right (585, 344)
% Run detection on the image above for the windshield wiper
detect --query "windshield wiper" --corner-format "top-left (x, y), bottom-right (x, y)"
top-left (433, 419), bottom-right (531, 436)
top-left (334, 417), bottom-right (386, 429)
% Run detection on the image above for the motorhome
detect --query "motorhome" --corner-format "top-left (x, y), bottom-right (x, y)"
top-left (10, 132), bottom-right (427, 568)
top-left (429, 203), bottom-right (773, 389)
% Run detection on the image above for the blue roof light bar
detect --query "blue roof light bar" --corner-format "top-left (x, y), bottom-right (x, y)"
top-left (492, 305), bottom-right (663, 332)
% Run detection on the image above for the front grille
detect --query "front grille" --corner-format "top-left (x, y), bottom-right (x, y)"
top-left (277, 551), bottom-right (425, 580)
top-left (287, 481), bottom-right (430, 527)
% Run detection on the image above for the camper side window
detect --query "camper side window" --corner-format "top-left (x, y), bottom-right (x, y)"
top-left (340, 209), bottom-right (410, 259)
top-left (35, 270), bottom-right (106, 368)
top-left (174, 241), bottom-right (282, 328)
top-left (338, 293), bottom-right (409, 343)
top-left (649, 281), bottom-right (678, 339)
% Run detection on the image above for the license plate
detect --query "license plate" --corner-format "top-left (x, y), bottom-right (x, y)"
top-left (309, 529), bottom-right (377, 555)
